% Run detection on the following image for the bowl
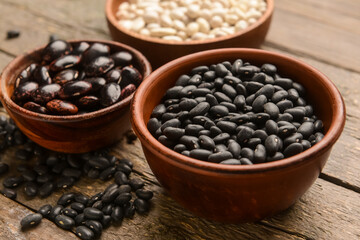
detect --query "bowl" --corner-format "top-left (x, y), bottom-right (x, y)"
top-left (131, 48), bottom-right (346, 222)
top-left (106, 0), bottom-right (274, 69)
top-left (0, 39), bottom-right (151, 153)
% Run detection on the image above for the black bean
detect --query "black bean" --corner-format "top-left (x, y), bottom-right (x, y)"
top-left (272, 90), bottom-right (288, 103)
top-left (185, 124), bottom-right (204, 136)
top-left (247, 138), bottom-right (262, 149)
top-left (161, 118), bottom-right (181, 131)
top-left (222, 84), bottom-right (237, 99)
top-left (301, 140), bottom-right (312, 150)
top-left (219, 159), bottom-right (241, 165)
top-left (209, 105), bottom-right (229, 118)
top-left (179, 85), bottom-right (197, 97)
top-left (102, 188), bottom-right (119, 203)
top-left (240, 148), bottom-right (254, 161)
top-left (179, 135), bottom-right (200, 149)
top-left (277, 113), bottom-right (293, 122)
top-left (208, 151), bottom-right (233, 163)
top-left (57, 192), bottom-right (76, 206)
top-left (83, 207), bottom-right (103, 220)
top-left (129, 178), bottom-right (145, 191)
top-left (189, 149), bottom-right (212, 161)
top-left (238, 65), bottom-right (259, 78)
top-left (39, 182), bottom-right (55, 198)
top-left (237, 126), bottom-right (254, 143)
top-left (1, 188), bottom-right (17, 199)
top-left (71, 202), bottom-right (85, 212)
top-left (111, 206), bottom-right (124, 222)
top-left (134, 198), bottom-right (150, 214)
top-left (190, 65), bottom-right (209, 75)
top-left (226, 140), bottom-right (241, 158)
top-left (224, 76), bottom-right (242, 87)
top-left (214, 92), bottom-right (232, 103)
top-left (75, 213), bottom-right (86, 226)
top-left (0, 163), bottom-right (9, 176)
top-left (21, 213), bottom-right (42, 229)
top-left (252, 94), bottom-right (267, 113)
top-left (55, 214), bottom-right (75, 230)
top-left (189, 102), bottom-right (210, 117)
top-left (215, 63), bottom-right (228, 77)
top-left (174, 144), bottom-right (187, 153)
top-left (265, 120), bottom-right (278, 135)
top-left (253, 144), bottom-right (266, 163)
top-left (85, 220), bottom-right (103, 236)
top-left (261, 63), bottom-right (277, 76)
top-left (24, 182), bottom-right (38, 197)
top-left (62, 208), bottom-right (78, 218)
top-left (214, 144), bottom-right (227, 153)
top-left (114, 192), bottom-right (132, 206)
top-left (76, 226), bottom-right (95, 240)
top-left (213, 133), bottom-right (230, 144)
top-left (264, 135), bottom-right (282, 156)
top-left (3, 176), bottom-right (23, 188)
top-left (136, 189), bottom-right (154, 201)
top-left (151, 104), bottom-right (166, 118)
top-left (314, 120), bottom-right (323, 132)
top-left (284, 143), bottom-right (303, 158)
top-left (297, 122), bottom-right (315, 139)
top-left (114, 171), bottom-right (129, 185)
top-left (101, 215), bottom-right (112, 229)
top-left (220, 102), bottom-right (237, 112)
top-left (88, 156), bottom-right (110, 170)
top-left (284, 107), bottom-right (306, 121)
top-left (198, 135), bottom-right (215, 150)
top-left (275, 78), bottom-right (293, 90)
top-left (56, 177), bottom-right (75, 189)
top-left (246, 82), bottom-right (264, 94)
top-left (236, 83), bottom-right (247, 95)
top-left (284, 133), bottom-right (303, 147)
top-left (188, 74), bottom-right (202, 86)
top-left (38, 204), bottom-right (52, 218)
top-left (277, 100), bottom-right (293, 113)
top-left (314, 132), bottom-right (324, 144)
top-left (292, 82), bottom-right (306, 96)
top-left (266, 152), bottom-right (285, 162)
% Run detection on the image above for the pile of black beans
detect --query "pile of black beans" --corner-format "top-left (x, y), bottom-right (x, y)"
top-left (148, 60), bottom-right (324, 164)
top-left (0, 114), bottom-right (153, 240)
top-left (20, 160), bottom-right (153, 240)
top-left (12, 40), bottom-right (142, 115)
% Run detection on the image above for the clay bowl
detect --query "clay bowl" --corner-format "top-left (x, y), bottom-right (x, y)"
top-left (106, 0), bottom-right (274, 69)
top-left (131, 48), bottom-right (345, 222)
top-left (0, 39), bottom-right (151, 153)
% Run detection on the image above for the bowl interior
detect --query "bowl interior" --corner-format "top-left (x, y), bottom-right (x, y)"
top-left (133, 48), bottom-right (345, 172)
top-left (0, 39), bottom-right (152, 122)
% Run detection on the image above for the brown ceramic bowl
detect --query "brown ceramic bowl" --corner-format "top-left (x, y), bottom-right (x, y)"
top-left (131, 48), bottom-right (346, 222)
top-left (0, 39), bottom-right (151, 153)
top-left (106, 0), bottom-right (274, 69)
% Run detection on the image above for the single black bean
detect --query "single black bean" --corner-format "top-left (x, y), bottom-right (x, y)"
top-left (264, 135), bottom-right (282, 156)
top-left (237, 126), bottom-right (254, 143)
top-left (102, 188), bottom-right (120, 203)
top-left (214, 92), bottom-right (232, 103)
top-left (219, 159), bottom-right (241, 165)
top-left (203, 71), bottom-right (216, 82)
top-left (88, 156), bottom-right (110, 170)
top-left (165, 86), bottom-right (183, 99)
top-left (136, 189), bottom-right (154, 201)
top-left (21, 213), bottom-right (42, 229)
top-left (214, 144), bottom-right (227, 153)
top-left (277, 113), bottom-right (293, 122)
top-left (284, 133), bottom-right (303, 147)
top-left (36, 205), bottom-right (52, 219)
top-left (161, 118), bottom-right (181, 131)
top-left (231, 59), bottom-right (243, 75)
top-left (124, 202), bottom-right (136, 218)
top-left (297, 121), bottom-right (315, 139)
top-left (284, 107), bottom-right (306, 121)
top-left (55, 214), bottom-right (75, 230)
top-left (185, 124), bottom-right (204, 136)
top-left (83, 207), bottom-right (104, 220)
top-left (101, 215), bottom-right (112, 229)
top-left (1, 188), bottom-right (17, 199)
top-left (272, 90), bottom-right (288, 103)
top-left (175, 75), bottom-right (190, 86)
top-left (240, 148), bottom-right (254, 161)
top-left (266, 152), bottom-right (285, 162)
top-left (114, 192), bottom-right (132, 206)
top-left (265, 120), bottom-right (278, 135)
top-left (314, 120), bottom-right (323, 132)
top-left (76, 226), bottom-right (95, 240)
top-left (253, 144), bottom-right (266, 163)
top-left (24, 182), bottom-right (38, 197)
top-left (208, 151), bottom-right (233, 163)
top-left (215, 63), bottom-right (228, 77)
top-left (57, 192), bottom-right (76, 206)
top-left (292, 82), bottom-right (306, 96)
top-left (100, 83), bottom-right (121, 107)
top-left (191, 65), bottom-right (209, 75)
top-left (213, 133), bottom-right (230, 144)
top-left (3, 176), bottom-right (23, 188)
top-left (71, 202), bottom-right (85, 212)
top-left (235, 83), bottom-right (247, 96)
top-left (284, 143), bottom-right (303, 158)
top-left (174, 144), bottom-right (187, 153)
top-left (261, 63), bottom-right (277, 76)
top-left (56, 177), bottom-right (75, 189)
top-left (277, 100), bottom-right (294, 113)
top-left (209, 105), bottom-right (229, 118)
top-left (179, 85), bottom-right (197, 97)
top-left (189, 102), bottom-right (210, 117)
top-left (247, 138), bottom-right (262, 149)
top-left (275, 78), bottom-right (293, 90)
top-left (115, 163), bottom-right (132, 175)
top-left (75, 213), bottom-right (86, 226)
top-left (188, 74), bottom-right (202, 86)
top-left (222, 84), bottom-right (237, 99)
top-left (134, 198), bottom-right (150, 214)
top-left (263, 102), bottom-right (280, 119)
top-left (179, 135), bottom-right (200, 149)
top-left (238, 65), bottom-right (259, 78)
top-left (158, 135), bottom-right (176, 148)
top-left (39, 182), bottom-right (55, 198)
top-left (198, 135), bottom-right (215, 150)
top-left (129, 178), bottom-right (145, 191)
top-left (246, 82), bottom-right (264, 94)
top-left (85, 220), bottom-right (103, 236)
top-left (252, 94), bottom-right (267, 113)
top-left (114, 171), bottom-right (129, 185)
top-left (111, 206), bottom-right (124, 222)
top-left (189, 149), bottom-right (212, 161)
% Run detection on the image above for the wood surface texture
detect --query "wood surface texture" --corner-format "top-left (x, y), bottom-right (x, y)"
top-left (0, 0), bottom-right (359, 239)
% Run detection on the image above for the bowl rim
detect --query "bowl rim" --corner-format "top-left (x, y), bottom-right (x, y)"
top-left (0, 39), bottom-right (152, 122)
top-left (105, 0), bottom-right (274, 45)
top-left (131, 48), bottom-right (346, 174)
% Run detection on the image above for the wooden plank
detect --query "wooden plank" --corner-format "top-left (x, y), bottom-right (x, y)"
top-left (0, 52), bottom-right (14, 72)
top-left (0, 194), bottom-right (76, 240)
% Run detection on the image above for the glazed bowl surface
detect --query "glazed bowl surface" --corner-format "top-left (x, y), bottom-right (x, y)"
top-left (106, 0), bottom-right (274, 68)
top-left (131, 48), bottom-right (345, 222)
top-left (0, 39), bottom-right (152, 153)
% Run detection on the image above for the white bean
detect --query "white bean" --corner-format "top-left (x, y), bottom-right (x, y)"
top-left (196, 17), bottom-right (210, 33)
top-left (210, 15), bottom-right (223, 28)
top-left (162, 35), bottom-right (183, 41)
top-left (150, 27), bottom-right (177, 37)
top-left (131, 17), bottom-right (146, 32)
top-left (186, 22), bottom-right (200, 36)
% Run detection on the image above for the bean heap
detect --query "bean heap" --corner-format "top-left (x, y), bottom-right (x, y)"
top-left (0, 114), bottom-right (153, 239)
top-left (12, 40), bottom-right (142, 115)
top-left (116, 0), bottom-right (267, 41)
top-left (148, 60), bottom-right (324, 164)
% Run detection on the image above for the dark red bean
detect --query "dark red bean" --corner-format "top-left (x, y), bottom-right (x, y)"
top-left (23, 101), bottom-right (48, 114)
top-left (13, 81), bottom-right (39, 102)
top-left (50, 55), bottom-right (80, 72)
top-left (72, 42), bottom-right (90, 55)
top-left (32, 83), bottom-right (61, 104)
top-left (100, 83), bottom-right (121, 107)
top-left (42, 40), bottom-right (72, 63)
top-left (53, 69), bottom-right (79, 85)
top-left (82, 43), bottom-right (110, 65)
top-left (46, 99), bottom-right (78, 115)
top-left (111, 51), bottom-right (133, 67)
top-left (85, 56), bottom-right (114, 77)
top-left (120, 83), bottom-right (136, 100)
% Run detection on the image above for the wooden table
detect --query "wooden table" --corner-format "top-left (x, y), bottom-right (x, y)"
top-left (0, 0), bottom-right (359, 239)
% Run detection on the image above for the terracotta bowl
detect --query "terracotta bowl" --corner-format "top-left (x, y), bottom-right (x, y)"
top-left (0, 39), bottom-right (151, 153)
top-left (131, 48), bottom-right (346, 222)
top-left (106, 0), bottom-right (274, 69)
